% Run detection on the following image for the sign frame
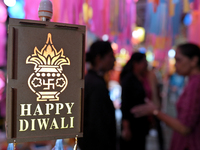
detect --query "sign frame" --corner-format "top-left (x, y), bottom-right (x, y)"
top-left (6, 18), bottom-right (85, 143)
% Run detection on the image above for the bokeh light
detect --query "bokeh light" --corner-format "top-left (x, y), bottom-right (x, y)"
top-left (132, 27), bottom-right (145, 44)
top-left (111, 42), bottom-right (118, 51)
top-left (168, 49), bottom-right (176, 58)
top-left (146, 51), bottom-right (154, 62)
top-left (183, 13), bottom-right (192, 26)
top-left (8, 0), bottom-right (25, 19)
top-left (4, 0), bottom-right (16, 7)
top-left (120, 48), bottom-right (126, 55)
top-left (102, 34), bottom-right (109, 41)
top-left (139, 47), bottom-right (146, 54)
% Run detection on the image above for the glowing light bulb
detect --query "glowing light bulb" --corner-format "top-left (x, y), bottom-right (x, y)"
top-left (168, 49), bottom-right (176, 58)
top-left (132, 30), bottom-right (139, 38)
top-left (132, 27), bottom-right (145, 43)
top-left (137, 29), bottom-right (143, 35)
top-left (111, 42), bottom-right (118, 51)
top-left (146, 51), bottom-right (154, 62)
top-left (102, 34), bottom-right (109, 41)
top-left (4, 0), bottom-right (16, 7)
top-left (120, 48), bottom-right (126, 55)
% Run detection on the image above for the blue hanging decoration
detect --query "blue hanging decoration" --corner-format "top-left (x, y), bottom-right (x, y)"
top-left (145, 2), bottom-right (154, 34)
top-left (147, 1), bottom-right (168, 36)
top-left (183, 13), bottom-right (192, 26)
top-left (173, 0), bottom-right (179, 4)
top-left (8, 0), bottom-right (25, 19)
top-left (113, 36), bottom-right (118, 43)
top-left (53, 139), bottom-right (63, 150)
top-left (139, 47), bottom-right (146, 54)
top-left (126, 39), bottom-right (130, 45)
top-left (171, 0), bottom-right (182, 36)
top-left (7, 143), bottom-right (14, 150)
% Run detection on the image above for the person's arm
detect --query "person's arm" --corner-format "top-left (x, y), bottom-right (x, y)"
top-left (131, 100), bottom-right (190, 136)
top-left (154, 110), bottom-right (190, 135)
top-left (121, 119), bottom-right (132, 140)
top-left (133, 77), bottom-right (200, 136)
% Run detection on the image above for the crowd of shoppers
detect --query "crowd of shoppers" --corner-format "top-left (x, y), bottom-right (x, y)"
top-left (79, 41), bottom-right (200, 150)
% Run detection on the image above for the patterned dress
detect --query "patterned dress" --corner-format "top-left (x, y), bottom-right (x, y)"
top-left (170, 74), bottom-right (200, 150)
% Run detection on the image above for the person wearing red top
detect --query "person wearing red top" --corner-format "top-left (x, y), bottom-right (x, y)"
top-left (131, 43), bottom-right (200, 150)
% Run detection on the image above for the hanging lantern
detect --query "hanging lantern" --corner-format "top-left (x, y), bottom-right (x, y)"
top-left (131, 27), bottom-right (145, 44)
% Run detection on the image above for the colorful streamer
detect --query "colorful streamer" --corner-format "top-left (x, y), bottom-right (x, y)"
top-left (0, 1), bottom-right (7, 67)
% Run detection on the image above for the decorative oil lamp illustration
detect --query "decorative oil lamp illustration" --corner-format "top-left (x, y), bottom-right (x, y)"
top-left (26, 33), bottom-right (70, 101)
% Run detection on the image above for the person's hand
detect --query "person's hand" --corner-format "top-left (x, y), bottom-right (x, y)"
top-left (171, 86), bottom-right (177, 92)
top-left (130, 100), bottom-right (158, 118)
top-left (121, 127), bottom-right (132, 141)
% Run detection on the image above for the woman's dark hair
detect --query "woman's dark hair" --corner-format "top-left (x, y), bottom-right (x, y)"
top-left (177, 43), bottom-right (200, 67)
top-left (86, 40), bottom-right (113, 66)
top-left (120, 52), bottom-right (146, 82)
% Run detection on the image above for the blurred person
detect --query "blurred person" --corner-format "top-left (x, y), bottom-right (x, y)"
top-left (78, 40), bottom-right (116, 150)
top-left (120, 52), bottom-right (150, 150)
top-left (132, 43), bottom-right (200, 150)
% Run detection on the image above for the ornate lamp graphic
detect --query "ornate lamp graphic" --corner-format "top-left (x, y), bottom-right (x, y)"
top-left (26, 33), bottom-right (70, 101)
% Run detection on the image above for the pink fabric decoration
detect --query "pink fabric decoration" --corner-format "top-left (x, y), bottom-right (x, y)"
top-left (0, 23), bottom-right (6, 67)
top-left (0, 2), bottom-right (6, 67)
top-left (23, 0), bottom-right (137, 54)
top-left (24, 0), bottom-right (41, 20)
top-left (0, 2), bottom-right (7, 23)
top-left (193, 0), bottom-right (199, 10)
top-left (188, 11), bottom-right (200, 46)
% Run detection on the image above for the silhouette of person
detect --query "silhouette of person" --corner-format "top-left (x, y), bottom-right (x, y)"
top-left (120, 52), bottom-right (150, 150)
top-left (79, 40), bottom-right (116, 150)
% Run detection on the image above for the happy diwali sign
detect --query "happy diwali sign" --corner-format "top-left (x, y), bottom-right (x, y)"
top-left (6, 18), bottom-right (85, 143)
